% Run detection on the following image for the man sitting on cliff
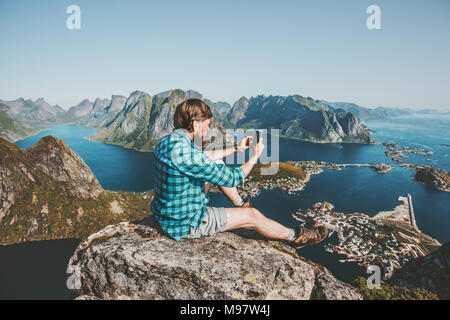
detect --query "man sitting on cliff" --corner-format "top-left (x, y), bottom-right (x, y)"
top-left (151, 99), bottom-right (328, 248)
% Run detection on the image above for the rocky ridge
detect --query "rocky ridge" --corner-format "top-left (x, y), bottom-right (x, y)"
top-left (229, 95), bottom-right (374, 144)
top-left (67, 221), bottom-right (363, 300)
top-left (0, 136), bottom-right (152, 245)
top-left (91, 89), bottom-right (230, 151)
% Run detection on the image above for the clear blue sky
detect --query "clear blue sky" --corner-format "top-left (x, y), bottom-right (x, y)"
top-left (1, 0), bottom-right (449, 110)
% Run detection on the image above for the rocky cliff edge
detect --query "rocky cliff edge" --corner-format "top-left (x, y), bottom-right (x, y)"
top-left (68, 221), bottom-right (362, 300)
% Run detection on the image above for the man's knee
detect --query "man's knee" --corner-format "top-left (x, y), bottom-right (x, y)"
top-left (247, 208), bottom-right (264, 222)
top-left (225, 207), bottom-right (265, 230)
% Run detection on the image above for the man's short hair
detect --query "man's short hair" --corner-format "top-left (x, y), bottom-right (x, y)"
top-left (174, 99), bottom-right (213, 132)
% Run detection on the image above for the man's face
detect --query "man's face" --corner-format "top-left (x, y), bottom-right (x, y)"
top-left (193, 118), bottom-right (211, 145)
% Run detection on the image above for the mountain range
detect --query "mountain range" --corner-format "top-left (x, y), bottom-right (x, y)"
top-left (230, 95), bottom-right (374, 143)
top-left (319, 101), bottom-right (414, 120)
top-left (1, 89), bottom-right (447, 148)
top-left (0, 97), bottom-right (65, 125)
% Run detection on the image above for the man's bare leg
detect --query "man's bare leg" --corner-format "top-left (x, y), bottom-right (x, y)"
top-left (205, 159), bottom-right (244, 205)
top-left (224, 207), bottom-right (290, 240)
top-left (218, 184), bottom-right (242, 203)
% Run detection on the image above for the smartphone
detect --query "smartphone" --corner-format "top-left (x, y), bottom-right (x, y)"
top-left (256, 130), bottom-right (261, 144)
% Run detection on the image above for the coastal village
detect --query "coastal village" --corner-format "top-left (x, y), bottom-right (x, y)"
top-left (292, 200), bottom-right (441, 280)
top-left (209, 161), bottom-right (328, 198)
top-left (237, 161), bottom-right (324, 198)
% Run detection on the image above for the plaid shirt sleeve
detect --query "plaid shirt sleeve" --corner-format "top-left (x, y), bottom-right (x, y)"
top-left (171, 140), bottom-right (245, 188)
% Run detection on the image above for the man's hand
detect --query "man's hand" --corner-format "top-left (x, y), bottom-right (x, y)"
top-left (236, 136), bottom-right (254, 152)
top-left (240, 136), bottom-right (265, 177)
top-left (250, 136), bottom-right (264, 164)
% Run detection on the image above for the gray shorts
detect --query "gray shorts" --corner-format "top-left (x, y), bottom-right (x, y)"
top-left (185, 206), bottom-right (228, 238)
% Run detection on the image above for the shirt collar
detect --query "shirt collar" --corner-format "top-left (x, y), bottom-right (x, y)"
top-left (174, 128), bottom-right (190, 139)
top-left (173, 128), bottom-right (194, 144)
top-left (173, 128), bottom-right (203, 149)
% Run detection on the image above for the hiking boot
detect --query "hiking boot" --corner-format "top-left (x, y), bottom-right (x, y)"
top-left (292, 226), bottom-right (328, 249)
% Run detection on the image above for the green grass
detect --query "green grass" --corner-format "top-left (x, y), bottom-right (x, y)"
top-left (0, 181), bottom-right (154, 245)
top-left (249, 162), bottom-right (307, 181)
top-left (353, 277), bottom-right (439, 300)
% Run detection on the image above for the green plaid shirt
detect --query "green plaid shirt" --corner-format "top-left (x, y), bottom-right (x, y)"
top-left (151, 129), bottom-right (245, 241)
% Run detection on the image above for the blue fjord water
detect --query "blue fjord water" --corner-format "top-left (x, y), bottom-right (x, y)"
top-left (1, 114), bottom-right (449, 299)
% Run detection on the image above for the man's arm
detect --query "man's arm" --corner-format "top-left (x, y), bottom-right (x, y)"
top-left (172, 141), bottom-right (245, 188)
top-left (203, 136), bottom-right (253, 161)
top-left (204, 147), bottom-right (237, 161)
top-left (172, 136), bottom-right (264, 187)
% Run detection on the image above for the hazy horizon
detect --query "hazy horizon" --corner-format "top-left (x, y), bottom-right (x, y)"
top-left (1, 90), bottom-right (449, 112)
top-left (1, 0), bottom-right (449, 110)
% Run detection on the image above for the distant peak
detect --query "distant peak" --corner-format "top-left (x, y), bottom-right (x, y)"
top-left (111, 95), bottom-right (126, 99)
top-left (130, 90), bottom-right (148, 97)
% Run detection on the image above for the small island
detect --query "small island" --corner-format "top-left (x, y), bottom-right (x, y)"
top-left (368, 163), bottom-right (392, 174)
top-left (382, 142), bottom-right (433, 155)
top-left (385, 150), bottom-right (408, 162)
top-left (414, 166), bottom-right (450, 192)
top-left (382, 142), bottom-right (434, 163)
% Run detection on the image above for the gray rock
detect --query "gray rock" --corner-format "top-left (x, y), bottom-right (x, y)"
top-left (106, 95), bottom-right (127, 114)
top-left (117, 91), bottom-right (152, 134)
top-left (68, 222), bottom-right (363, 300)
top-left (0, 97), bottom-right (64, 124)
top-left (147, 89), bottom-right (187, 141)
top-left (91, 98), bottom-right (111, 113)
top-left (227, 96), bottom-right (249, 124)
top-left (67, 99), bottom-right (93, 118)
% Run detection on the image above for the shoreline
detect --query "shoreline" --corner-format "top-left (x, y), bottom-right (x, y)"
top-left (13, 122), bottom-right (78, 143)
top-left (15, 123), bottom-right (449, 193)
top-left (86, 126), bottom-right (154, 153)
